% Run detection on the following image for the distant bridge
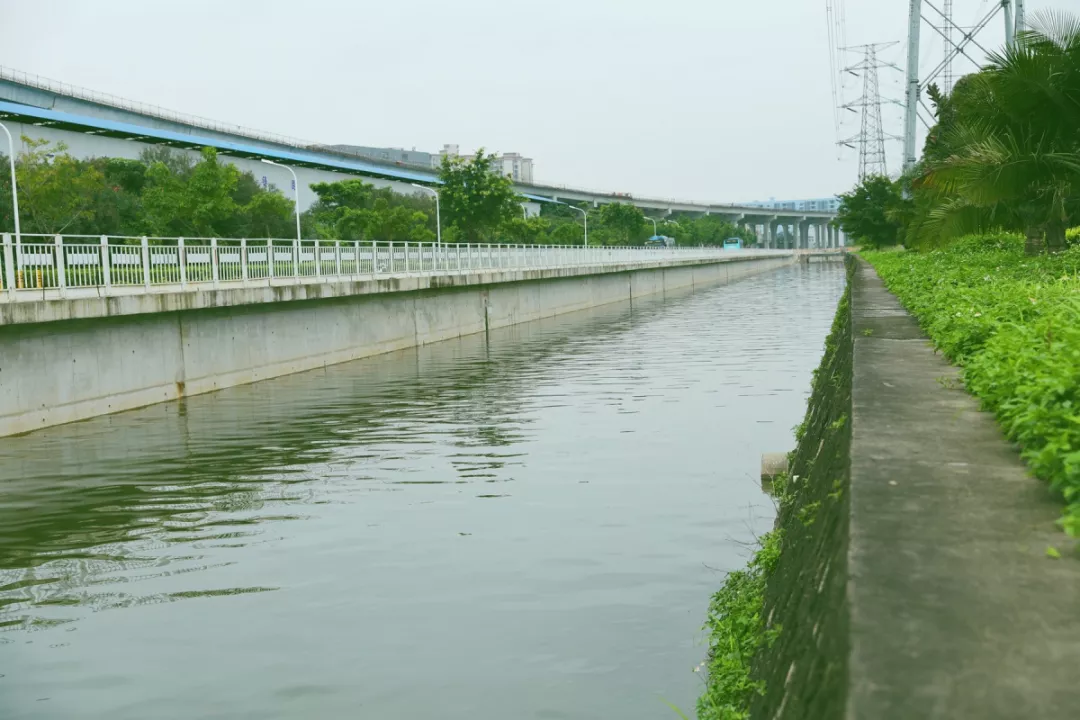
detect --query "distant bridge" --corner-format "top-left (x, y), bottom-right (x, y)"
top-left (0, 68), bottom-right (840, 249)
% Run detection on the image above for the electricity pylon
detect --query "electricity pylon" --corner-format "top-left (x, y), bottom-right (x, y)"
top-left (839, 42), bottom-right (900, 180)
top-left (903, 0), bottom-right (1026, 170)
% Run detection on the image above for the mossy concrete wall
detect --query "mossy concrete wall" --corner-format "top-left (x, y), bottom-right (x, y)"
top-left (748, 259), bottom-right (852, 720)
top-left (744, 257), bottom-right (1080, 719)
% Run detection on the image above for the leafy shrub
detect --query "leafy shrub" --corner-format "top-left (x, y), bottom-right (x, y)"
top-left (865, 239), bottom-right (1080, 534)
top-left (697, 530), bottom-right (782, 720)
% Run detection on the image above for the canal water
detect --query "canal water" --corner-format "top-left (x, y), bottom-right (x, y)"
top-left (0, 263), bottom-right (846, 720)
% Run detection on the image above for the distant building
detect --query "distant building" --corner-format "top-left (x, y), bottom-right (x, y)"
top-left (325, 144), bottom-right (435, 169)
top-left (437, 144), bottom-right (534, 184)
top-left (326, 143), bottom-right (536, 183)
top-left (745, 197), bottom-right (841, 213)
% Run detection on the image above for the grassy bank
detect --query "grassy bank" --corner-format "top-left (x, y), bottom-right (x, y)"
top-left (697, 269), bottom-right (853, 719)
top-left (864, 235), bottom-right (1080, 536)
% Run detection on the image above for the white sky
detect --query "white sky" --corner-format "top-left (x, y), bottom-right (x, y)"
top-left (1, 0), bottom-right (1073, 203)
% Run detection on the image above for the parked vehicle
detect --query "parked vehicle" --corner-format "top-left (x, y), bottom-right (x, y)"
top-left (645, 235), bottom-right (675, 248)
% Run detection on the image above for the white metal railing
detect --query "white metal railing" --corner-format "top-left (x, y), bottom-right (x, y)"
top-left (0, 234), bottom-right (789, 302)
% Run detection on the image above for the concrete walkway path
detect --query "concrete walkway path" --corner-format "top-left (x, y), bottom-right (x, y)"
top-left (848, 259), bottom-right (1080, 719)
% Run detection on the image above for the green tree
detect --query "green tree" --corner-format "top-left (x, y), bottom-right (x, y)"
top-left (594, 202), bottom-right (646, 245)
top-left (836, 175), bottom-right (905, 249)
top-left (549, 221), bottom-right (584, 245)
top-left (241, 191), bottom-right (295, 238)
top-left (676, 215), bottom-right (754, 247)
top-left (437, 149), bottom-right (521, 242)
top-left (13, 138), bottom-right (108, 234)
top-left (500, 215), bottom-right (551, 244)
top-left (139, 146), bottom-right (196, 177)
top-left (913, 11), bottom-right (1080, 252)
top-left (142, 147), bottom-right (240, 236)
top-left (305, 179), bottom-right (434, 241)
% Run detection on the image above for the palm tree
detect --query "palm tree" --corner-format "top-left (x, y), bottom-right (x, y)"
top-left (913, 10), bottom-right (1080, 253)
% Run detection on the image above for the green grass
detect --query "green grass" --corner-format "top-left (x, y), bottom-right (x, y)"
top-left (865, 234), bottom-right (1080, 536)
top-left (696, 528), bottom-right (783, 720)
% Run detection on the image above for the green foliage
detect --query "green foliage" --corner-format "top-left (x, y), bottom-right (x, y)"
top-left (305, 179), bottom-right (435, 242)
top-left (499, 215), bottom-right (552, 244)
top-left (548, 220), bottom-right (584, 245)
top-left (865, 238), bottom-right (1080, 535)
top-left (673, 215), bottom-right (756, 248)
top-left (836, 12), bottom-right (1080, 252)
top-left (697, 529), bottom-right (783, 720)
top-left (13, 138), bottom-right (108, 234)
top-left (836, 175), bottom-right (906, 249)
top-left (437, 149), bottom-right (521, 242)
top-left (904, 11), bottom-right (1080, 250)
top-left (143, 147), bottom-right (241, 236)
top-left (0, 141), bottom-right (297, 239)
top-left (594, 202), bottom-right (646, 245)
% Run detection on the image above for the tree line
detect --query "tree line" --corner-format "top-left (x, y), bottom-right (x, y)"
top-left (835, 11), bottom-right (1080, 253)
top-left (0, 141), bottom-right (755, 247)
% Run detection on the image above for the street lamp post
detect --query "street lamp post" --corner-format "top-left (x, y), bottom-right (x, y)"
top-left (0, 122), bottom-right (20, 245)
top-left (410, 183), bottom-right (441, 247)
top-left (566, 204), bottom-right (588, 246)
top-left (260, 159), bottom-right (301, 242)
top-left (643, 215), bottom-right (658, 241)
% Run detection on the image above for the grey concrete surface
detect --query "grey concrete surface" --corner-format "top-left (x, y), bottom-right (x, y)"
top-left (0, 255), bottom-right (791, 436)
top-left (0, 255), bottom-right (790, 327)
top-left (847, 259), bottom-right (1080, 719)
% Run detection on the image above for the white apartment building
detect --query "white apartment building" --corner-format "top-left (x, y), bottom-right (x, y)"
top-left (436, 144), bottom-right (534, 183)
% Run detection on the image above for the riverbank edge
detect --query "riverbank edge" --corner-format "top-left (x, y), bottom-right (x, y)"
top-left (699, 255), bottom-right (1080, 720)
top-left (697, 258), bottom-right (853, 719)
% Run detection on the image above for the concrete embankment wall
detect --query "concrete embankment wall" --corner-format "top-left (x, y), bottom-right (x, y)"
top-left (0, 256), bottom-right (791, 436)
top-left (746, 257), bottom-right (1080, 719)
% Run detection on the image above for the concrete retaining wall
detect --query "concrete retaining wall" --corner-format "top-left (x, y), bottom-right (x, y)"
top-left (743, 257), bottom-right (1080, 719)
top-left (0, 256), bottom-right (790, 436)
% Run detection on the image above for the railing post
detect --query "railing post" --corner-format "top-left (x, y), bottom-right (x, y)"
top-left (100, 235), bottom-right (113, 295)
top-left (211, 237), bottom-right (220, 288)
top-left (334, 241), bottom-right (341, 278)
top-left (177, 237), bottom-right (187, 289)
top-left (54, 235), bottom-right (66, 297)
top-left (389, 241), bottom-right (395, 274)
top-left (354, 241), bottom-right (361, 278)
top-left (292, 238), bottom-right (299, 283)
top-left (241, 239), bottom-right (249, 285)
top-left (141, 236), bottom-right (151, 290)
top-left (2, 234), bottom-right (14, 296)
top-left (314, 239), bottom-right (322, 280)
top-left (268, 240), bottom-right (275, 282)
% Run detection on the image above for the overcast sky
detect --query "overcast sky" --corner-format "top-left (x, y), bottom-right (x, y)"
top-left (2, 0), bottom-right (1070, 203)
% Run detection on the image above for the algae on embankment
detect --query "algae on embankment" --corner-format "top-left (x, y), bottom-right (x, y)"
top-left (697, 259), bottom-right (852, 720)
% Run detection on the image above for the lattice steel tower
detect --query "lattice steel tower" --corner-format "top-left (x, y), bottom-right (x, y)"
top-left (942, 0), bottom-right (954, 93)
top-left (841, 43), bottom-right (894, 180)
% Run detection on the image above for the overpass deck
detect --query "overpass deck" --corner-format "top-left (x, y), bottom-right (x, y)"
top-left (0, 91), bottom-right (835, 222)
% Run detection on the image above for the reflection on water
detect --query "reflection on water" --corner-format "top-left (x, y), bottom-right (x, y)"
top-left (0, 264), bottom-right (846, 720)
